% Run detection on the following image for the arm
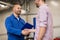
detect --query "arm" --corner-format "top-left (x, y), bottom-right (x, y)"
top-left (37, 27), bottom-right (46, 40)
top-left (5, 18), bottom-right (22, 36)
top-left (37, 7), bottom-right (48, 40)
top-left (24, 29), bottom-right (36, 33)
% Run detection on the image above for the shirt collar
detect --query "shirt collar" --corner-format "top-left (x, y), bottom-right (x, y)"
top-left (39, 4), bottom-right (48, 8)
top-left (11, 14), bottom-right (21, 20)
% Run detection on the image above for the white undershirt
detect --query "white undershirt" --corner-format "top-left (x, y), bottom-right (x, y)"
top-left (17, 17), bottom-right (19, 21)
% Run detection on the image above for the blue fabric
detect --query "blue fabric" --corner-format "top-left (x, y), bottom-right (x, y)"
top-left (22, 23), bottom-right (33, 30)
top-left (5, 14), bottom-right (25, 40)
top-left (33, 17), bottom-right (36, 29)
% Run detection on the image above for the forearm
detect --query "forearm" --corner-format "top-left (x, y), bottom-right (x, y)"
top-left (37, 27), bottom-right (46, 40)
top-left (7, 27), bottom-right (22, 35)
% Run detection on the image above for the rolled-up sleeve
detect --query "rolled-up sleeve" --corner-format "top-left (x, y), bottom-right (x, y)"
top-left (38, 7), bottom-right (48, 27)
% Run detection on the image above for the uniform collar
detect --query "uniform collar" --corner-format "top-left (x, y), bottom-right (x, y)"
top-left (11, 14), bottom-right (21, 20)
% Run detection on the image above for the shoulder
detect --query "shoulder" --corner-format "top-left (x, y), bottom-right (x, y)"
top-left (39, 5), bottom-right (48, 10)
top-left (20, 17), bottom-right (25, 23)
top-left (5, 15), bottom-right (12, 21)
top-left (21, 18), bottom-right (25, 21)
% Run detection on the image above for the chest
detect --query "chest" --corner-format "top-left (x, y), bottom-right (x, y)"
top-left (10, 19), bottom-right (25, 29)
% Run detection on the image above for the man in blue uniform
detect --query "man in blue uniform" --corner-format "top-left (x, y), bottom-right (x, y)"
top-left (5, 3), bottom-right (30, 40)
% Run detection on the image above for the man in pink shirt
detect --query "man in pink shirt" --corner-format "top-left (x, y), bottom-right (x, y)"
top-left (34, 0), bottom-right (53, 40)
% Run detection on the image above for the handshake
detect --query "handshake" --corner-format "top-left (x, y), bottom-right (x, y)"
top-left (22, 29), bottom-right (35, 35)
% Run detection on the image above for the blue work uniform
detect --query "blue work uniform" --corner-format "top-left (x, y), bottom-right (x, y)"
top-left (5, 14), bottom-right (25, 40)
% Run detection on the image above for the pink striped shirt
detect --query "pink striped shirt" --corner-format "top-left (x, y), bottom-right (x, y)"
top-left (34, 4), bottom-right (53, 40)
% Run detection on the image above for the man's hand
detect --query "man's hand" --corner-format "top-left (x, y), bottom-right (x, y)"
top-left (24, 29), bottom-right (35, 33)
top-left (22, 29), bottom-right (35, 35)
top-left (22, 29), bottom-right (30, 35)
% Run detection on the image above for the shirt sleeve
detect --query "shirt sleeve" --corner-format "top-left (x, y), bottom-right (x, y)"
top-left (5, 17), bottom-right (22, 36)
top-left (38, 7), bottom-right (48, 27)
